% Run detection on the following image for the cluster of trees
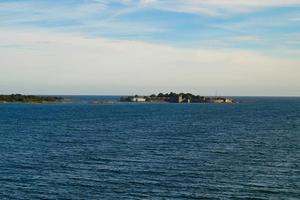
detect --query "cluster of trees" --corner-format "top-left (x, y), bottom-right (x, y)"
top-left (150, 92), bottom-right (205, 100)
top-left (149, 92), bottom-right (206, 101)
top-left (152, 92), bottom-right (177, 98)
top-left (0, 94), bottom-right (63, 103)
top-left (123, 92), bottom-right (233, 103)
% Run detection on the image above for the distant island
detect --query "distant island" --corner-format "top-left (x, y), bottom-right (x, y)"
top-left (92, 100), bottom-right (114, 104)
top-left (120, 92), bottom-right (235, 103)
top-left (0, 94), bottom-right (63, 103)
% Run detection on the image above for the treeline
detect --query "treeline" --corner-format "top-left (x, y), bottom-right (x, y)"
top-left (149, 92), bottom-right (206, 101)
top-left (0, 94), bottom-right (63, 103)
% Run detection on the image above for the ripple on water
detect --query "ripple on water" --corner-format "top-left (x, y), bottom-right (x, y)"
top-left (0, 97), bottom-right (299, 199)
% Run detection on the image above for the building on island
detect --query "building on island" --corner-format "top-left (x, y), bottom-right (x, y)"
top-left (145, 96), bottom-right (168, 102)
top-left (120, 96), bottom-right (146, 102)
top-left (224, 98), bottom-right (234, 103)
top-left (208, 98), bottom-right (234, 103)
top-left (169, 95), bottom-right (183, 103)
top-left (183, 97), bottom-right (191, 103)
top-left (131, 97), bottom-right (146, 102)
top-left (120, 93), bottom-right (235, 104)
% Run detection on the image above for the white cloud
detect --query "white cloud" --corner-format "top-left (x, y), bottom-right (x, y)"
top-left (289, 17), bottom-right (300, 21)
top-left (0, 1), bottom-right (299, 96)
top-left (0, 29), bottom-right (299, 96)
top-left (230, 36), bottom-right (262, 42)
top-left (0, 1), bottom-right (107, 22)
top-left (2, 0), bottom-right (299, 25)
top-left (0, 0), bottom-right (165, 37)
top-left (138, 0), bottom-right (300, 16)
top-left (140, 0), bottom-right (158, 6)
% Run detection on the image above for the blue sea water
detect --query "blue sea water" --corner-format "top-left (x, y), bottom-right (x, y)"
top-left (0, 97), bottom-right (299, 199)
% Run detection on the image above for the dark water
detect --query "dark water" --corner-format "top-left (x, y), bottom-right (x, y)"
top-left (0, 97), bottom-right (299, 199)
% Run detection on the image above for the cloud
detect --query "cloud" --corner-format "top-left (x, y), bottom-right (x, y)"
top-left (0, 29), bottom-right (299, 95)
top-left (1, 0), bottom-right (299, 44)
top-left (289, 17), bottom-right (300, 21)
top-left (140, 0), bottom-right (158, 5)
top-left (230, 36), bottom-right (262, 42)
top-left (136, 0), bottom-right (300, 16)
top-left (0, 1), bottom-right (299, 96)
top-left (0, 0), bottom-right (166, 37)
top-left (0, 1), bottom-right (107, 23)
top-left (2, 0), bottom-right (299, 26)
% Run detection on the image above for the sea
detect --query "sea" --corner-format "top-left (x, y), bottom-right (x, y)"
top-left (0, 96), bottom-right (299, 199)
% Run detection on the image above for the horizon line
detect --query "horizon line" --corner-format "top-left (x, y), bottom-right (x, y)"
top-left (1, 93), bottom-right (300, 98)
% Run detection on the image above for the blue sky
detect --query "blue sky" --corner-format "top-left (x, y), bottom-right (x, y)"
top-left (0, 0), bottom-right (300, 95)
top-left (1, 0), bottom-right (300, 49)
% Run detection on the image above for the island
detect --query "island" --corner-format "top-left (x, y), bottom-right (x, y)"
top-left (0, 94), bottom-right (63, 103)
top-left (120, 92), bottom-right (236, 103)
top-left (92, 100), bottom-right (114, 104)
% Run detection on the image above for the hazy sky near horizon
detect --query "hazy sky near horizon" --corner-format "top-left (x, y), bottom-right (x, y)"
top-left (1, 0), bottom-right (300, 96)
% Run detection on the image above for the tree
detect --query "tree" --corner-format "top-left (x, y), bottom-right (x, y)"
top-left (158, 93), bottom-right (164, 97)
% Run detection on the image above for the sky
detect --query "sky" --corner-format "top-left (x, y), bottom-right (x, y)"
top-left (0, 0), bottom-right (300, 96)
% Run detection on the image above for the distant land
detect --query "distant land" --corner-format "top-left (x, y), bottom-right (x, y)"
top-left (0, 93), bottom-right (236, 104)
top-left (0, 94), bottom-right (63, 103)
top-left (120, 92), bottom-right (235, 103)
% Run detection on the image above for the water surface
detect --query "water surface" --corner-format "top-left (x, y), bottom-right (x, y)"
top-left (0, 97), bottom-right (299, 199)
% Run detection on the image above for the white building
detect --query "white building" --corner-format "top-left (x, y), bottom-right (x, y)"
top-left (131, 97), bottom-right (146, 102)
